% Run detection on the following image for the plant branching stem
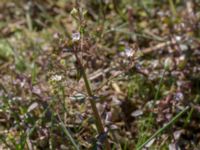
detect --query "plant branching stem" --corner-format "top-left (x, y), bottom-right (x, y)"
top-left (75, 53), bottom-right (111, 150)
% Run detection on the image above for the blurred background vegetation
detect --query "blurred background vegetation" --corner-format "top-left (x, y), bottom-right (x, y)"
top-left (0, 0), bottom-right (200, 149)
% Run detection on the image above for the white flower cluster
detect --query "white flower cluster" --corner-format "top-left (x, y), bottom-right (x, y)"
top-left (120, 47), bottom-right (134, 57)
top-left (51, 74), bottom-right (62, 81)
top-left (72, 32), bottom-right (80, 41)
top-left (124, 47), bottom-right (134, 57)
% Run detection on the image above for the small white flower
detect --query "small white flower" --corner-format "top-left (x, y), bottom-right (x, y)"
top-left (51, 75), bottom-right (62, 81)
top-left (124, 47), bottom-right (134, 57)
top-left (20, 79), bottom-right (26, 88)
top-left (175, 36), bottom-right (181, 41)
top-left (72, 32), bottom-right (80, 41)
top-left (53, 32), bottom-right (60, 39)
top-left (174, 92), bottom-right (184, 101)
top-left (179, 55), bottom-right (185, 61)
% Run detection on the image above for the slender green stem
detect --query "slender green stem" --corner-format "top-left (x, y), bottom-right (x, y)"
top-left (74, 53), bottom-right (111, 150)
top-left (81, 68), bottom-right (104, 131)
top-left (154, 69), bottom-right (166, 101)
top-left (82, 67), bottom-right (111, 150)
top-left (60, 120), bottom-right (80, 150)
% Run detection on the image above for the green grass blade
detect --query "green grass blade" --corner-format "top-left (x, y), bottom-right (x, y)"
top-left (60, 121), bottom-right (80, 150)
top-left (137, 106), bottom-right (190, 150)
top-left (168, 0), bottom-right (177, 16)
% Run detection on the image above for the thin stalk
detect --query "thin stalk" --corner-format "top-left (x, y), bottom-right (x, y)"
top-left (74, 53), bottom-right (111, 150)
top-left (49, 111), bottom-right (54, 150)
top-left (60, 120), bottom-right (80, 150)
top-left (154, 68), bottom-right (166, 102)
